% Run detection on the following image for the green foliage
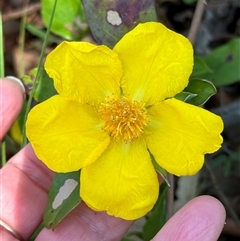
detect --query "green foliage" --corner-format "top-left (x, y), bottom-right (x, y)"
top-left (0, 12), bottom-right (4, 77)
top-left (41, 0), bottom-right (88, 40)
top-left (29, 222), bottom-right (45, 240)
top-left (21, 0), bottom-right (59, 147)
top-left (209, 150), bottom-right (240, 177)
top-left (22, 68), bottom-right (57, 102)
top-left (182, 0), bottom-right (197, 4)
top-left (175, 78), bottom-right (216, 106)
top-left (141, 183), bottom-right (167, 240)
top-left (44, 171), bottom-right (81, 230)
top-left (174, 91), bottom-right (197, 102)
top-left (184, 78), bottom-right (217, 106)
top-left (192, 38), bottom-right (240, 87)
top-left (0, 11), bottom-right (6, 168)
top-left (10, 101), bottom-right (28, 145)
top-left (121, 237), bottom-right (137, 241)
top-left (192, 56), bottom-right (213, 76)
top-left (151, 153), bottom-right (170, 187)
top-left (26, 23), bottom-right (61, 44)
top-left (82, 0), bottom-right (157, 48)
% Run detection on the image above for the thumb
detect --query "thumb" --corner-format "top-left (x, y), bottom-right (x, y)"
top-left (0, 77), bottom-right (25, 140)
top-left (152, 196), bottom-right (226, 241)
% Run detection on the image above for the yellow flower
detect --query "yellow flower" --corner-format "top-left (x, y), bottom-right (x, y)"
top-left (26, 22), bottom-right (223, 220)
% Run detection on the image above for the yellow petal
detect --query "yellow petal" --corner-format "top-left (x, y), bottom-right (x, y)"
top-left (145, 98), bottom-right (223, 176)
top-left (113, 22), bottom-right (193, 105)
top-left (26, 95), bottom-right (110, 172)
top-left (45, 41), bottom-right (122, 105)
top-left (81, 139), bottom-right (159, 220)
top-left (9, 120), bottom-right (22, 144)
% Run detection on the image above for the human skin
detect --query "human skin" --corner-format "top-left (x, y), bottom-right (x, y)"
top-left (0, 77), bottom-right (25, 140)
top-left (0, 77), bottom-right (226, 241)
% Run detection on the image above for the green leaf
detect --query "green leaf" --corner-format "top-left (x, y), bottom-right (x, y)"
top-left (82, 0), bottom-right (157, 48)
top-left (208, 154), bottom-right (227, 169)
top-left (196, 38), bottom-right (240, 87)
top-left (150, 152), bottom-right (170, 187)
top-left (29, 222), bottom-right (45, 240)
top-left (223, 161), bottom-right (232, 177)
top-left (174, 91), bottom-right (197, 102)
top-left (229, 150), bottom-right (240, 162)
top-left (182, 0), bottom-right (197, 4)
top-left (184, 78), bottom-right (216, 106)
top-left (34, 69), bottom-right (57, 102)
top-left (41, 0), bottom-right (88, 40)
top-left (142, 183), bottom-right (167, 241)
top-left (0, 12), bottom-right (4, 77)
top-left (191, 56), bottom-right (213, 77)
top-left (44, 171), bottom-right (81, 230)
top-left (22, 68), bottom-right (57, 102)
top-left (26, 23), bottom-right (60, 44)
top-left (209, 150), bottom-right (240, 177)
top-left (9, 101), bottom-right (28, 144)
top-left (121, 237), bottom-right (137, 241)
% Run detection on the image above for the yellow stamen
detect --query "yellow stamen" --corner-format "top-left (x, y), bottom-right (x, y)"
top-left (98, 96), bottom-right (149, 141)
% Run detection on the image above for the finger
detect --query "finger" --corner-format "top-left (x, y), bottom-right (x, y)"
top-left (0, 144), bottom-right (55, 240)
top-left (0, 77), bottom-right (25, 140)
top-left (0, 144), bottom-right (132, 241)
top-left (152, 195), bottom-right (226, 241)
top-left (36, 202), bottom-right (132, 241)
top-left (0, 229), bottom-right (18, 241)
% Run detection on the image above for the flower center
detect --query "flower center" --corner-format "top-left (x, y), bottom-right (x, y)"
top-left (98, 96), bottom-right (149, 141)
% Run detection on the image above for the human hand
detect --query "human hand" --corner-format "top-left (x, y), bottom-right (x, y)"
top-left (0, 77), bottom-right (226, 241)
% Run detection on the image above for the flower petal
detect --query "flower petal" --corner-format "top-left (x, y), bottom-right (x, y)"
top-left (145, 98), bottom-right (223, 176)
top-left (80, 139), bottom-right (159, 220)
top-left (113, 22), bottom-right (193, 105)
top-left (45, 41), bottom-right (122, 105)
top-left (26, 95), bottom-right (110, 172)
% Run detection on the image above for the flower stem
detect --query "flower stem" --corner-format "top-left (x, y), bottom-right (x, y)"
top-left (188, 0), bottom-right (206, 44)
top-left (0, 11), bottom-right (7, 167)
top-left (166, 173), bottom-right (174, 220)
top-left (21, 0), bottom-right (59, 147)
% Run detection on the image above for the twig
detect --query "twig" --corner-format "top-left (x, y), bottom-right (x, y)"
top-left (188, 0), bottom-right (206, 44)
top-left (2, 3), bottom-right (41, 22)
top-left (166, 173), bottom-right (174, 220)
top-left (204, 160), bottom-right (240, 228)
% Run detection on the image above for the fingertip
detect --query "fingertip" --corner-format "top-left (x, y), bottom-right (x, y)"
top-left (184, 195), bottom-right (226, 240)
top-left (152, 195), bottom-right (226, 241)
top-left (188, 195), bottom-right (226, 238)
top-left (191, 195), bottom-right (226, 223)
top-left (5, 76), bottom-right (25, 94)
top-left (0, 77), bottom-right (25, 98)
top-left (0, 77), bottom-right (25, 140)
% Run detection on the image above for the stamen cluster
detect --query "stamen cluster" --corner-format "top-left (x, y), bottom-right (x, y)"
top-left (98, 96), bottom-right (149, 141)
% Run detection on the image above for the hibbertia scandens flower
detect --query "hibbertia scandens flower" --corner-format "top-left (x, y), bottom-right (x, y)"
top-left (26, 22), bottom-right (223, 220)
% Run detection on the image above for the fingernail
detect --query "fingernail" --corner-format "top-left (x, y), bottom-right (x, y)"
top-left (5, 76), bottom-right (25, 94)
